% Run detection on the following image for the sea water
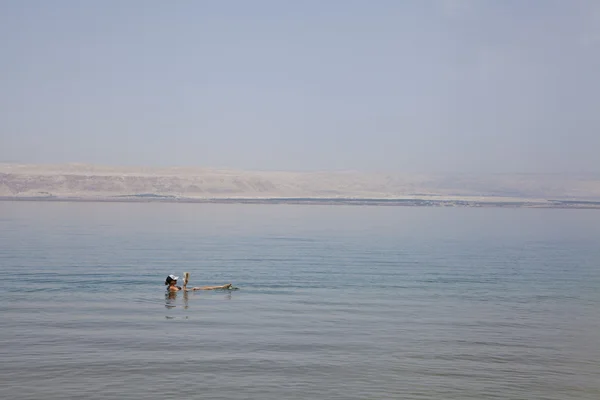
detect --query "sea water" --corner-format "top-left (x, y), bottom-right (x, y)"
top-left (1, 201), bottom-right (599, 399)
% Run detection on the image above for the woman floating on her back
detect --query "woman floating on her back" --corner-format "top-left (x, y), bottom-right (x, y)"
top-left (165, 274), bottom-right (233, 292)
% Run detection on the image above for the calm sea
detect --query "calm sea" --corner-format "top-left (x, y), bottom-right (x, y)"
top-left (1, 201), bottom-right (599, 400)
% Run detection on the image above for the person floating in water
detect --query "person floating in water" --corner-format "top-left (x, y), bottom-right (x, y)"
top-left (165, 275), bottom-right (233, 292)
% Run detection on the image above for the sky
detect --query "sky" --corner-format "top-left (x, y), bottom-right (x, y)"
top-left (1, 0), bottom-right (599, 173)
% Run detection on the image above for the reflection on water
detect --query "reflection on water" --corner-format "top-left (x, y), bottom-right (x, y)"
top-left (165, 290), bottom-right (177, 308)
top-left (165, 289), bottom-right (233, 312)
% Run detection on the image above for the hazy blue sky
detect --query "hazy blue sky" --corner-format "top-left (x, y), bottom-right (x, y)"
top-left (1, 0), bottom-right (599, 172)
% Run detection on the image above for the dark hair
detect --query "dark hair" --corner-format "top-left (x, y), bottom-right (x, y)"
top-left (165, 276), bottom-right (177, 285)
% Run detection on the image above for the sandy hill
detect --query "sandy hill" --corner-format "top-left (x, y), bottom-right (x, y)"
top-left (1, 163), bottom-right (600, 202)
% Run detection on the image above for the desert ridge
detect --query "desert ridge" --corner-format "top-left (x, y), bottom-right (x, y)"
top-left (1, 163), bottom-right (600, 205)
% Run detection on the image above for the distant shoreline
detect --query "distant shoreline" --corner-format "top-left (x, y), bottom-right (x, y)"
top-left (2, 196), bottom-right (600, 209)
top-left (3, 163), bottom-right (600, 207)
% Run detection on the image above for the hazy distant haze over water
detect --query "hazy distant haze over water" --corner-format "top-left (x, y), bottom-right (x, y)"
top-left (1, 1), bottom-right (600, 173)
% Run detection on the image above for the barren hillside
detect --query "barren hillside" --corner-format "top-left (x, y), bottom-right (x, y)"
top-left (1, 163), bottom-right (600, 202)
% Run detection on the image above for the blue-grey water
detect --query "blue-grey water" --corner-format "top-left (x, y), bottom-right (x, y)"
top-left (1, 201), bottom-right (600, 400)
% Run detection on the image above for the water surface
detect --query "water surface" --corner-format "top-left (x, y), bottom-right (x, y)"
top-left (1, 202), bottom-right (599, 399)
